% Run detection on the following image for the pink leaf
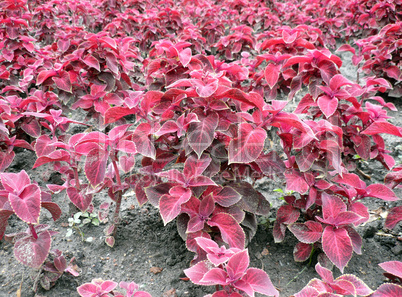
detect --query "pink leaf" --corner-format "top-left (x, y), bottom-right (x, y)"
top-left (14, 230), bottom-right (51, 268)
top-left (288, 221), bottom-right (323, 244)
top-left (370, 283), bottom-right (402, 297)
top-left (228, 123), bottom-right (267, 164)
top-left (208, 213), bottom-right (245, 249)
top-left (385, 206), bottom-right (402, 229)
top-left (365, 184), bottom-right (399, 201)
top-left (131, 123), bottom-right (156, 159)
top-left (85, 148), bottom-right (108, 186)
top-left (318, 95), bottom-right (338, 118)
top-left (227, 250), bottom-right (249, 280)
top-left (179, 48), bottom-right (192, 67)
top-left (322, 226), bottom-right (353, 272)
top-left (293, 242), bottom-right (313, 262)
top-left (361, 121), bottom-right (402, 137)
top-left (336, 274), bottom-right (372, 296)
top-left (104, 107), bottom-right (136, 124)
top-left (379, 261), bottom-right (402, 279)
top-left (9, 184), bottom-right (41, 224)
top-left (242, 268), bottom-right (279, 296)
top-left (159, 186), bottom-right (191, 225)
top-left (201, 268), bottom-right (228, 286)
top-left (184, 261), bottom-right (211, 285)
top-left (315, 263), bottom-right (334, 283)
top-left (36, 70), bottom-right (57, 85)
top-left (187, 112), bottom-right (219, 158)
top-left (264, 63), bottom-right (281, 89)
top-left (83, 55), bottom-right (100, 72)
top-left (33, 150), bottom-right (70, 168)
top-left (67, 187), bottom-right (93, 212)
top-left (53, 71), bottom-right (72, 93)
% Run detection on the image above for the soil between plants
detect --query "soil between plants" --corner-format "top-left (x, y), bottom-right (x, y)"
top-left (0, 55), bottom-right (402, 297)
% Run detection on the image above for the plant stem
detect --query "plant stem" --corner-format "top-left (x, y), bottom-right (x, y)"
top-left (111, 158), bottom-right (122, 231)
top-left (29, 224), bottom-right (38, 240)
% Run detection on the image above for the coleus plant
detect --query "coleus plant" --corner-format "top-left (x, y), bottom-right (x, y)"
top-left (0, 170), bottom-right (61, 269)
top-left (292, 263), bottom-right (373, 297)
top-left (77, 279), bottom-right (152, 297)
top-left (351, 21), bottom-right (402, 97)
top-left (184, 237), bottom-right (279, 297)
top-left (33, 124), bottom-right (145, 247)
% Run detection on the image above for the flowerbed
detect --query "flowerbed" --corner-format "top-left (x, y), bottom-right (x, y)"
top-left (0, 0), bottom-right (401, 296)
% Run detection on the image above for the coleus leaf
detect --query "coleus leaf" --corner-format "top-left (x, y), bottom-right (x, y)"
top-left (9, 184), bottom-right (41, 224)
top-left (335, 274), bottom-right (373, 296)
top-left (159, 186), bottom-right (192, 225)
top-left (208, 213), bottom-right (245, 249)
top-left (187, 112), bottom-right (219, 158)
top-left (264, 63), bottom-right (281, 89)
top-left (385, 206), bottom-right (402, 229)
top-left (293, 242), bottom-right (313, 262)
top-left (85, 148), bottom-right (108, 187)
top-left (228, 123), bottom-right (267, 164)
top-left (67, 187), bottom-right (93, 212)
top-left (131, 123), bottom-right (156, 159)
top-left (288, 221), bottom-right (323, 244)
top-left (317, 95), bottom-right (338, 118)
top-left (370, 283), bottom-right (402, 297)
top-left (379, 261), bottom-right (402, 279)
top-left (322, 226), bottom-right (353, 273)
top-left (14, 230), bottom-right (51, 268)
top-left (361, 121), bottom-right (402, 137)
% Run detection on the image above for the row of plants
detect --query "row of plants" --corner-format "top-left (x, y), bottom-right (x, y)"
top-left (0, 0), bottom-right (401, 296)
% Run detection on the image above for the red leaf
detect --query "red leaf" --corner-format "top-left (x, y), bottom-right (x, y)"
top-left (0, 151), bottom-right (14, 172)
top-left (208, 213), bottom-right (245, 249)
top-left (385, 206), bottom-right (402, 229)
top-left (228, 123), bottom-right (267, 164)
top-left (213, 187), bottom-right (241, 207)
top-left (131, 123), bottom-right (156, 159)
top-left (104, 107), bottom-right (136, 124)
top-left (379, 261), bottom-right (402, 279)
top-left (365, 184), bottom-right (399, 201)
top-left (53, 71), bottom-right (72, 93)
top-left (284, 171), bottom-right (309, 194)
top-left (21, 119), bottom-right (41, 138)
top-left (317, 95), bottom-right (338, 118)
top-left (361, 121), bottom-right (402, 137)
top-left (85, 148), bottom-right (108, 186)
top-left (264, 63), bottom-right (281, 89)
top-left (288, 221), bottom-right (323, 244)
top-left (41, 201), bottom-right (62, 221)
top-left (242, 268), bottom-right (279, 297)
top-left (83, 55), bottom-right (100, 71)
top-left (370, 283), bottom-right (402, 297)
top-left (9, 184), bottom-right (41, 224)
top-left (67, 187), bottom-right (92, 212)
top-left (36, 70), bottom-right (57, 85)
top-left (293, 242), bottom-right (313, 262)
top-left (14, 230), bottom-right (51, 268)
top-left (159, 186), bottom-right (191, 225)
top-left (322, 226), bottom-right (353, 272)
top-left (187, 112), bottom-right (219, 158)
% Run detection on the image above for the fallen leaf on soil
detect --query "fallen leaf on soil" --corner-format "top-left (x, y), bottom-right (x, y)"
top-left (163, 288), bottom-right (177, 297)
top-left (261, 248), bottom-right (269, 256)
top-left (150, 266), bottom-right (163, 274)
